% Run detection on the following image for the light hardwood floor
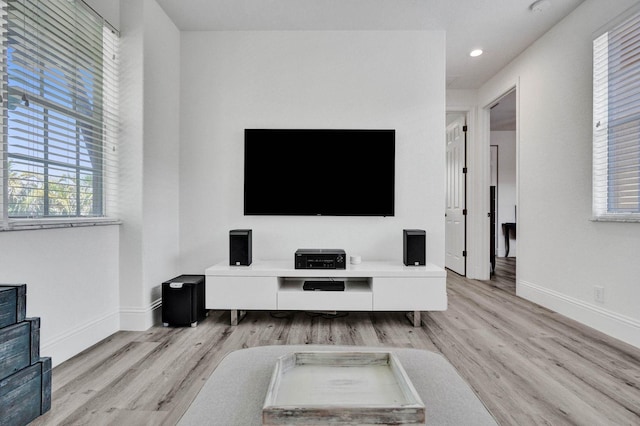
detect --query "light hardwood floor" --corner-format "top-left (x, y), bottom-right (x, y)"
top-left (32, 258), bottom-right (640, 425)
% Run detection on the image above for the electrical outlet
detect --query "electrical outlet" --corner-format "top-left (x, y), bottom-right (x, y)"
top-left (594, 286), bottom-right (605, 303)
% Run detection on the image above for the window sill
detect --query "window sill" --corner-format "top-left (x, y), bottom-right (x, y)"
top-left (591, 216), bottom-right (640, 223)
top-left (1, 218), bottom-right (122, 232)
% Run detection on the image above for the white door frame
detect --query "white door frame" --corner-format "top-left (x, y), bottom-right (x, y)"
top-left (472, 79), bottom-right (520, 280)
top-left (448, 79), bottom-right (520, 280)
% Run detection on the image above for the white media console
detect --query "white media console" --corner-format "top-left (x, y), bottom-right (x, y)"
top-left (204, 260), bottom-right (447, 327)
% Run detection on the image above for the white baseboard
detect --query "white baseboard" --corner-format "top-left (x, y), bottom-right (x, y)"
top-left (40, 300), bottom-right (162, 368)
top-left (41, 309), bottom-right (120, 368)
top-left (518, 279), bottom-right (640, 349)
top-left (120, 298), bottom-right (162, 331)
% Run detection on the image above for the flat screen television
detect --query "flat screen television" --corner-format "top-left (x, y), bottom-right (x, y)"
top-left (244, 129), bottom-right (395, 216)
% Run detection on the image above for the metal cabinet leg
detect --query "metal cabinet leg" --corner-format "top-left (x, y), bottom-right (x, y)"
top-left (406, 311), bottom-right (422, 327)
top-left (230, 309), bottom-right (247, 326)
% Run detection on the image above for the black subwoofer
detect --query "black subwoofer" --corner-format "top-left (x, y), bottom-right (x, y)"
top-left (230, 229), bottom-right (252, 266)
top-left (403, 229), bottom-right (426, 266)
top-left (162, 275), bottom-right (206, 327)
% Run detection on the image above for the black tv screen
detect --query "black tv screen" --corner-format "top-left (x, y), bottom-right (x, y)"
top-left (244, 129), bottom-right (395, 216)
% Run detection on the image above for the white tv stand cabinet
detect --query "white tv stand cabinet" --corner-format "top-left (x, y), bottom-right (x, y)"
top-left (204, 260), bottom-right (447, 327)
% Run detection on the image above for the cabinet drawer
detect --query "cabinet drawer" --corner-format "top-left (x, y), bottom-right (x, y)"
top-left (278, 291), bottom-right (372, 311)
top-left (206, 276), bottom-right (277, 310)
top-left (372, 277), bottom-right (447, 311)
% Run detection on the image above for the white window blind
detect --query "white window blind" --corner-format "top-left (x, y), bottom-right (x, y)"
top-left (1, 0), bottom-right (8, 223)
top-left (2, 0), bottom-right (118, 225)
top-left (593, 6), bottom-right (640, 221)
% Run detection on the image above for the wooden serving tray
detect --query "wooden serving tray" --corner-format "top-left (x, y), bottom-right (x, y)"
top-left (262, 351), bottom-right (425, 425)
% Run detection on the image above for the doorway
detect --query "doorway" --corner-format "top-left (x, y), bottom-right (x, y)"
top-left (488, 89), bottom-right (517, 288)
top-left (445, 112), bottom-right (467, 276)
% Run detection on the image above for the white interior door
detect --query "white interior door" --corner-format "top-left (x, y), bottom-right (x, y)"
top-left (445, 114), bottom-right (466, 275)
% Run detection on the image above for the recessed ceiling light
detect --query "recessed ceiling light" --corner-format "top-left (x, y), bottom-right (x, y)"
top-left (530, 0), bottom-right (551, 13)
top-left (470, 49), bottom-right (483, 57)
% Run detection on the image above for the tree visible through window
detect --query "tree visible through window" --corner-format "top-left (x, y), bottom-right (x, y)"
top-left (3, 0), bottom-right (118, 219)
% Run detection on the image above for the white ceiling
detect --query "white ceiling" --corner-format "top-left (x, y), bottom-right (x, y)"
top-left (155, 0), bottom-right (586, 89)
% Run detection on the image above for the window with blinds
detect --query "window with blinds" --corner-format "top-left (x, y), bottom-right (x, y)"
top-left (593, 6), bottom-right (640, 221)
top-left (1, 0), bottom-right (118, 226)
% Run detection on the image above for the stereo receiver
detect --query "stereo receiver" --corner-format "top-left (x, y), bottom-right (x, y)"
top-left (295, 249), bottom-right (346, 269)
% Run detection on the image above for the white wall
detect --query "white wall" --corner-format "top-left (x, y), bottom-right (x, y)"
top-left (84, 0), bottom-right (119, 29)
top-left (141, 0), bottom-right (181, 309)
top-left (447, 90), bottom-right (477, 108)
top-left (478, 0), bottom-right (640, 348)
top-left (118, 0), bottom-right (145, 327)
top-left (491, 131), bottom-right (516, 257)
top-left (178, 31), bottom-right (446, 272)
top-left (0, 226), bottom-right (120, 367)
top-left (119, 0), bottom-right (181, 330)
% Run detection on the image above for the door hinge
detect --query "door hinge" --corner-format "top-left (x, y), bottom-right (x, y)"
top-left (462, 125), bottom-right (468, 132)
top-left (463, 209), bottom-right (467, 215)
top-left (463, 251), bottom-right (467, 257)
top-left (462, 167), bottom-right (468, 174)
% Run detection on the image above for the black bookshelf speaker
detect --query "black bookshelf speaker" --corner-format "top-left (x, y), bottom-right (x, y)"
top-left (403, 229), bottom-right (426, 266)
top-left (230, 229), bottom-right (252, 266)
